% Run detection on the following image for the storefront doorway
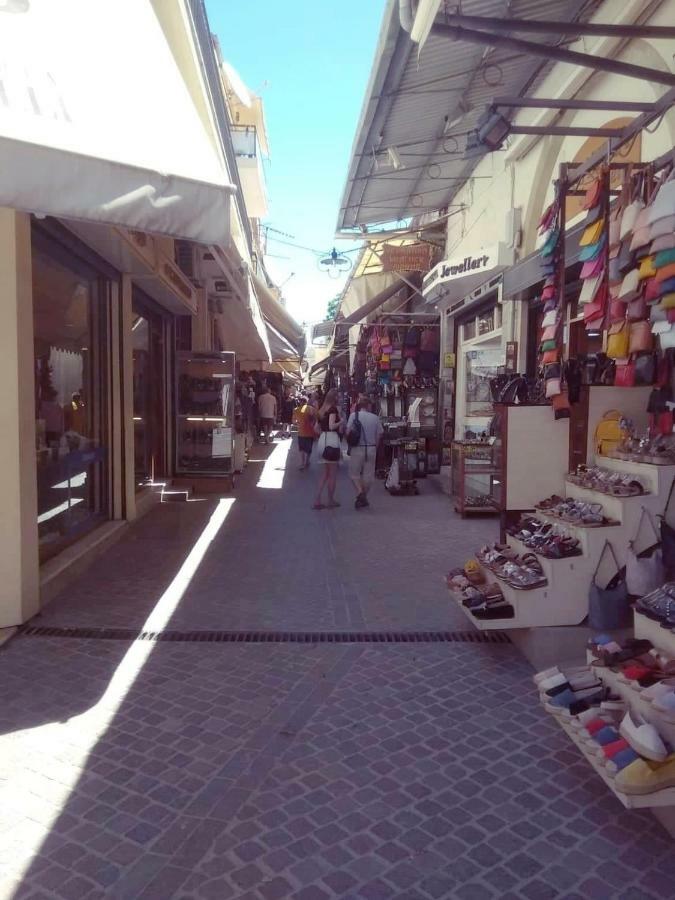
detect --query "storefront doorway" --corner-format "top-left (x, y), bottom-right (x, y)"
top-left (132, 290), bottom-right (167, 489)
top-left (32, 226), bottom-right (111, 562)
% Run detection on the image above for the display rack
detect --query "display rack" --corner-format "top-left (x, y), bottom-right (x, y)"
top-left (448, 455), bottom-right (675, 631)
top-left (450, 441), bottom-right (500, 517)
top-left (175, 351), bottom-right (235, 479)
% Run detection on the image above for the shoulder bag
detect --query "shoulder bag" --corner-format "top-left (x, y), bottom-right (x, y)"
top-left (589, 541), bottom-right (631, 630)
top-left (626, 507), bottom-right (663, 597)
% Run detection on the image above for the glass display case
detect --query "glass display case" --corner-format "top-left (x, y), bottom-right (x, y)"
top-left (175, 351), bottom-right (235, 476)
top-left (451, 440), bottom-right (502, 517)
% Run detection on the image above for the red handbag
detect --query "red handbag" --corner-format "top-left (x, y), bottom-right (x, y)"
top-left (609, 299), bottom-right (627, 322)
top-left (614, 360), bottom-right (636, 387)
top-left (627, 295), bottom-right (648, 322)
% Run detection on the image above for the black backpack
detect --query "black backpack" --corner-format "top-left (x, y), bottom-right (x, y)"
top-left (347, 410), bottom-right (362, 447)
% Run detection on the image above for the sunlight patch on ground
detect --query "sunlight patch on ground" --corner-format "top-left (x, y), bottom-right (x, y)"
top-left (0, 499), bottom-right (235, 890)
top-left (256, 440), bottom-right (292, 489)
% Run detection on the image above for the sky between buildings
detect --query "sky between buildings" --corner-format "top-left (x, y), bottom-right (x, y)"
top-left (206, 0), bottom-right (386, 327)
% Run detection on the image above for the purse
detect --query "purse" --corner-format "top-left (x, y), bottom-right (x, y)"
top-left (578, 273), bottom-right (603, 305)
top-left (626, 507), bottom-right (663, 597)
top-left (588, 541), bottom-right (631, 630)
top-left (606, 322), bottom-right (630, 358)
top-left (609, 299), bottom-right (627, 322)
top-left (660, 476), bottom-right (675, 579)
top-left (634, 352), bottom-right (656, 385)
top-left (582, 178), bottom-right (602, 211)
top-left (660, 326), bottom-right (675, 351)
top-left (580, 218), bottom-right (605, 246)
top-left (541, 349), bottom-right (559, 365)
top-left (650, 214), bottom-right (675, 241)
top-left (320, 430), bottom-right (341, 462)
top-left (629, 320), bottom-right (652, 354)
top-left (654, 248), bottom-right (675, 269)
top-left (618, 268), bottom-right (639, 301)
top-left (580, 257), bottom-right (604, 280)
top-left (552, 391), bottom-right (571, 419)
top-left (627, 294), bottom-right (647, 322)
top-left (614, 360), bottom-right (636, 387)
top-left (540, 339), bottom-right (557, 353)
top-left (638, 255), bottom-right (657, 280)
top-left (545, 378), bottom-right (561, 399)
top-left (651, 235), bottom-right (675, 253)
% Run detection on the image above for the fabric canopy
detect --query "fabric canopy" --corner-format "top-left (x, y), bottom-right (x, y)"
top-left (0, 0), bottom-right (235, 243)
top-left (216, 293), bottom-right (270, 364)
top-left (252, 273), bottom-right (305, 353)
top-left (266, 321), bottom-right (300, 362)
top-left (335, 277), bottom-right (406, 327)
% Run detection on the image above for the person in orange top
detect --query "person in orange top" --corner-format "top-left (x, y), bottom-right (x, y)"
top-left (293, 395), bottom-right (317, 470)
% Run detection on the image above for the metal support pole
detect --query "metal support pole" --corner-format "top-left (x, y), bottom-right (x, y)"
top-left (510, 126), bottom-right (625, 138)
top-left (431, 23), bottom-right (675, 88)
top-left (440, 15), bottom-right (675, 40)
top-left (494, 97), bottom-right (655, 113)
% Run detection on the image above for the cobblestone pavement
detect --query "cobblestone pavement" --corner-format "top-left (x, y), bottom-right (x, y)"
top-left (2, 439), bottom-right (675, 899)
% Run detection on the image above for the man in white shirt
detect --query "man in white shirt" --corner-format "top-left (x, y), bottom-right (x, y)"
top-left (346, 396), bottom-right (384, 509)
top-left (257, 387), bottom-right (277, 444)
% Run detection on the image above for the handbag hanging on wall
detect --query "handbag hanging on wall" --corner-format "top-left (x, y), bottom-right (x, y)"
top-left (588, 541), bottom-right (631, 630)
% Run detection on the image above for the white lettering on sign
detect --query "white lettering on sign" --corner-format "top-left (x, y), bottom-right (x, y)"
top-left (422, 245), bottom-right (502, 296)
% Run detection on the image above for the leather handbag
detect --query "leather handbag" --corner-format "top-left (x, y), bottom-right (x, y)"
top-left (650, 214), bottom-right (675, 240)
top-left (609, 299), bottom-right (627, 322)
top-left (541, 325), bottom-right (557, 342)
top-left (552, 391), bottom-right (571, 420)
top-left (659, 276), bottom-right (675, 296)
top-left (638, 255), bottom-right (657, 279)
top-left (580, 218), bottom-right (605, 246)
top-left (614, 360), bottom-right (636, 387)
top-left (651, 234), bottom-right (675, 253)
top-left (660, 476), bottom-right (675, 579)
top-left (627, 294), bottom-right (647, 322)
top-left (582, 178), bottom-right (602, 211)
top-left (589, 541), bottom-right (631, 630)
top-left (655, 248), bottom-right (675, 270)
top-left (542, 310), bottom-right (558, 328)
top-left (541, 349), bottom-right (559, 365)
top-left (626, 508), bottom-right (663, 598)
top-left (580, 257), bottom-right (604, 280)
top-left (607, 322), bottom-right (630, 358)
top-left (646, 277), bottom-right (662, 303)
top-left (579, 234), bottom-right (606, 262)
top-left (620, 198), bottom-right (645, 241)
top-left (634, 352), bottom-right (656, 385)
top-left (629, 320), bottom-right (652, 354)
top-left (540, 339), bottom-right (557, 353)
top-left (647, 173), bottom-right (675, 226)
top-left (660, 292), bottom-right (675, 310)
top-left (545, 377), bottom-right (561, 398)
top-left (544, 363), bottom-right (562, 380)
top-left (579, 272), bottom-right (603, 305)
top-left (618, 268), bottom-right (639, 301)
top-left (618, 240), bottom-right (636, 276)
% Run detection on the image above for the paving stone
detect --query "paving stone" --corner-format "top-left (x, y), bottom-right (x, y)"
top-left (2, 442), bottom-right (675, 900)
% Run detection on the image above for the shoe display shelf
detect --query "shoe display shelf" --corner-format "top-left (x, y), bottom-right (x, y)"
top-left (634, 609), bottom-right (675, 657)
top-left (449, 458), bottom-right (675, 633)
top-left (547, 711), bottom-right (675, 810)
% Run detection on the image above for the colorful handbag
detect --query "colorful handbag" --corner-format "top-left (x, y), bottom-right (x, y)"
top-left (582, 178), bottom-right (602, 211)
top-left (627, 294), bottom-right (647, 322)
top-left (540, 339), bottom-right (557, 353)
top-left (579, 234), bottom-right (606, 263)
top-left (651, 235), bottom-right (675, 253)
top-left (541, 349), bottom-right (559, 365)
top-left (545, 378), bottom-right (561, 399)
top-left (580, 257), bottom-right (604, 280)
top-left (654, 248), bottom-right (675, 270)
top-left (615, 361), bottom-right (636, 388)
top-left (620, 198), bottom-right (645, 241)
top-left (634, 352), bottom-right (657, 385)
top-left (650, 215), bottom-right (675, 241)
top-left (579, 273), bottom-right (603, 305)
top-left (629, 320), bottom-right (652, 354)
top-left (646, 278), bottom-right (662, 303)
top-left (661, 293), bottom-right (675, 310)
top-left (609, 299), bottom-right (627, 322)
top-left (607, 322), bottom-right (630, 358)
top-left (638, 255), bottom-right (657, 280)
top-left (618, 268), bottom-right (640, 301)
top-left (580, 218), bottom-right (605, 247)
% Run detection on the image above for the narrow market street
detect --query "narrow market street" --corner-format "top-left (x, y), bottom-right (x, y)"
top-left (2, 441), bottom-right (675, 900)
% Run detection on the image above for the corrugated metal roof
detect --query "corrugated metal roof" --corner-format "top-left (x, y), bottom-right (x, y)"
top-left (337, 0), bottom-right (593, 232)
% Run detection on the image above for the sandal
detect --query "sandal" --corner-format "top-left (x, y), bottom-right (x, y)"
top-left (312, 503), bottom-right (325, 510)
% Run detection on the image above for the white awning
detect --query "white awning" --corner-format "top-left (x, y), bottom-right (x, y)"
top-left (252, 273), bottom-right (305, 353)
top-left (0, 0), bottom-right (235, 243)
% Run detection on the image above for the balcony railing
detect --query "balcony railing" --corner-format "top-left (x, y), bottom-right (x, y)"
top-left (231, 124), bottom-right (258, 158)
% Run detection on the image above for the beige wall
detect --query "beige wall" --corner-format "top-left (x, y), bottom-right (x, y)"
top-left (0, 210), bottom-right (39, 627)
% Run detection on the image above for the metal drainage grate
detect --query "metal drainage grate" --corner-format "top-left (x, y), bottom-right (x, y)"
top-left (19, 626), bottom-right (510, 645)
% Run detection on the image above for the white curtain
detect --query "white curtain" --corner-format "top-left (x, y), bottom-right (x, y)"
top-left (49, 348), bottom-right (83, 405)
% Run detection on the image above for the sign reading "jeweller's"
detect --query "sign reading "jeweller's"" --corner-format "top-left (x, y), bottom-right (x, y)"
top-left (422, 245), bottom-right (500, 295)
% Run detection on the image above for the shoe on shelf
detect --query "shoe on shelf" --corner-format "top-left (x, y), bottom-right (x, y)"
top-left (605, 747), bottom-right (641, 774)
top-left (614, 755), bottom-right (675, 795)
top-left (545, 685), bottom-right (604, 716)
top-left (596, 737), bottom-right (630, 760)
top-left (619, 710), bottom-right (668, 762)
top-left (642, 680), bottom-right (675, 703)
top-left (652, 690), bottom-right (675, 722)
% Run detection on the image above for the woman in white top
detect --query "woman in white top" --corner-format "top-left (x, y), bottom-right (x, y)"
top-left (313, 389), bottom-right (343, 510)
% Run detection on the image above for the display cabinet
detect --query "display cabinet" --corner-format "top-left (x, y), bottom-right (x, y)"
top-left (450, 440), bottom-right (501, 517)
top-left (175, 351), bottom-right (235, 477)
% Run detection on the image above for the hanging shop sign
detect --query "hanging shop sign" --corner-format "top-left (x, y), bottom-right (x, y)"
top-left (382, 243), bottom-right (433, 273)
top-left (423, 243), bottom-right (515, 302)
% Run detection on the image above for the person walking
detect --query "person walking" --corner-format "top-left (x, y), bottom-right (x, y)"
top-left (257, 386), bottom-right (277, 444)
top-left (293, 395), bottom-right (316, 470)
top-left (346, 394), bottom-right (383, 509)
top-left (313, 388), bottom-right (343, 510)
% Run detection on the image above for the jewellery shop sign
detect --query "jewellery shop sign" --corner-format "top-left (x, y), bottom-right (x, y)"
top-left (422, 244), bottom-right (512, 301)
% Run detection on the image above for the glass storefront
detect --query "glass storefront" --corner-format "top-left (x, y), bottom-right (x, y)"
top-left (132, 291), bottom-right (166, 488)
top-left (455, 302), bottom-right (504, 440)
top-left (32, 230), bottom-right (109, 561)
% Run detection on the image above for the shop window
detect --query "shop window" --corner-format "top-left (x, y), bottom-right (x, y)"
top-left (33, 240), bottom-right (109, 561)
top-left (463, 319), bottom-right (476, 341)
top-left (132, 296), bottom-right (166, 489)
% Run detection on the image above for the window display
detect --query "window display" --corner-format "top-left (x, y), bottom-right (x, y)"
top-left (176, 351), bottom-right (235, 475)
top-left (32, 235), bottom-right (108, 561)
